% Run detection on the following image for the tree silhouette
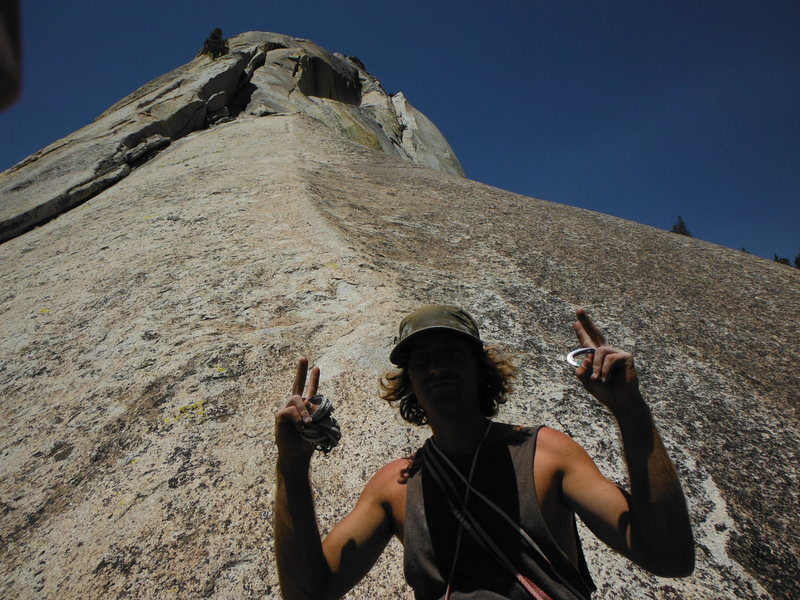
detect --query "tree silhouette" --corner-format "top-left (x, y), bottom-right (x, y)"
top-left (771, 247), bottom-right (800, 268)
top-left (200, 28), bottom-right (229, 59)
top-left (671, 216), bottom-right (692, 237)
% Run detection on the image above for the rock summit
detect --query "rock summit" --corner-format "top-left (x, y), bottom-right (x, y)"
top-left (0, 31), bottom-right (798, 600)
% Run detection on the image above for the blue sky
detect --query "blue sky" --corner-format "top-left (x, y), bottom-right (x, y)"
top-left (2, 1), bottom-right (798, 260)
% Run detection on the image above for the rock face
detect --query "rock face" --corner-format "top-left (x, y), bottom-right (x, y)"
top-left (0, 31), bottom-right (462, 244)
top-left (1, 33), bottom-right (798, 600)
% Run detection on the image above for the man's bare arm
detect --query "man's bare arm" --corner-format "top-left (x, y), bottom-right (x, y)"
top-left (274, 358), bottom-right (330, 599)
top-left (274, 359), bottom-right (397, 600)
top-left (319, 461), bottom-right (404, 598)
top-left (559, 309), bottom-right (694, 577)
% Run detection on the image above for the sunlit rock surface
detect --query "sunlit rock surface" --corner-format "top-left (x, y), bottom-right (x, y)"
top-left (1, 33), bottom-right (798, 600)
top-left (0, 31), bottom-right (462, 243)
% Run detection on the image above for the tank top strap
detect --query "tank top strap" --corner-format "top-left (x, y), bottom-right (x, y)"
top-left (510, 426), bottom-right (596, 598)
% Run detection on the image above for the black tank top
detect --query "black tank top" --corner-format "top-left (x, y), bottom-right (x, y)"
top-left (403, 425), bottom-right (596, 600)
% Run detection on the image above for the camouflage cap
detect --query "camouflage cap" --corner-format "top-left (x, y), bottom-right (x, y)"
top-left (389, 304), bottom-right (483, 366)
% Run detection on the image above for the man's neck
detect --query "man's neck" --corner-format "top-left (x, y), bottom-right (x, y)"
top-left (428, 414), bottom-right (493, 457)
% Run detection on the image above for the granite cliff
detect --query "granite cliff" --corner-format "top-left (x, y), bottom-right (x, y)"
top-left (0, 32), bottom-right (797, 600)
top-left (0, 31), bottom-right (461, 244)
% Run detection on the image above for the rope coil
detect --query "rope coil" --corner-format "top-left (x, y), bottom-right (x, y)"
top-left (300, 394), bottom-right (341, 454)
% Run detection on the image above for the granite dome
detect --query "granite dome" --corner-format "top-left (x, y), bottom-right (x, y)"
top-left (1, 32), bottom-right (798, 600)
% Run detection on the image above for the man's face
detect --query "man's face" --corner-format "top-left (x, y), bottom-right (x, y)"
top-left (405, 330), bottom-right (482, 418)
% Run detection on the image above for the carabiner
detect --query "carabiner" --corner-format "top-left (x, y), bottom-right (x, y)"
top-left (567, 347), bottom-right (595, 367)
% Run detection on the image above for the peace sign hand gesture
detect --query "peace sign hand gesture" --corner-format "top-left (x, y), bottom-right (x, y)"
top-left (573, 309), bottom-right (643, 417)
top-left (275, 357), bottom-right (321, 463)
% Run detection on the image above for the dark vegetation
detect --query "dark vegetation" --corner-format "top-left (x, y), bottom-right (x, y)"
top-left (671, 216), bottom-right (692, 237)
top-left (772, 251), bottom-right (800, 269)
top-left (671, 217), bottom-right (797, 268)
top-left (199, 28), bottom-right (229, 59)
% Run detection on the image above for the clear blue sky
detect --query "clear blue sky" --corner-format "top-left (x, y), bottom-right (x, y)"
top-left (2, 1), bottom-right (798, 260)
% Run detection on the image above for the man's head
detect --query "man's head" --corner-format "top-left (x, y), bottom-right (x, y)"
top-left (389, 305), bottom-right (483, 366)
top-left (380, 305), bottom-right (517, 425)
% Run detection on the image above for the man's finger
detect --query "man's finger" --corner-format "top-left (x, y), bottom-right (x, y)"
top-left (600, 352), bottom-right (627, 383)
top-left (575, 357), bottom-right (596, 391)
top-left (575, 356), bottom-right (591, 379)
top-left (292, 357), bottom-right (309, 397)
top-left (573, 320), bottom-right (593, 348)
top-left (303, 366), bottom-right (320, 400)
top-left (576, 308), bottom-right (607, 346)
top-left (590, 346), bottom-right (613, 381)
top-left (279, 394), bottom-right (313, 426)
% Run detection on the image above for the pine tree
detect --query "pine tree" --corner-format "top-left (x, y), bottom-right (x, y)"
top-left (671, 216), bottom-right (692, 237)
top-left (770, 248), bottom-right (799, 268)
top-left (200, 28), bottom-right (229, 59)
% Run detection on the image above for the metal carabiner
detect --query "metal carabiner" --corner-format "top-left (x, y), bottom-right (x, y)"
top-left (567, 347), bottom-right (595, 367)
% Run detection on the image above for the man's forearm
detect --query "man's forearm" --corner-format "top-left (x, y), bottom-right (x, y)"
top-left (615, 396), bottom-right (695, 576)
top-left (274, 457), bottom-right (332, 599)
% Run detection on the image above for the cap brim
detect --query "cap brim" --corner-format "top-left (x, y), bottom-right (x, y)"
top-left (389, 326), bottom-right (483, 366)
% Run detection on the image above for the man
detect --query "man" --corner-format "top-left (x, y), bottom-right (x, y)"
top-left (274, 305), bottom-right (694, 599)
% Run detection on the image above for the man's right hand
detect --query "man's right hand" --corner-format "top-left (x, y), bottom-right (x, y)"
top-left (275, 357), bottom-right (321, 463)
top-left (274, 357), bottom-right (398, 600)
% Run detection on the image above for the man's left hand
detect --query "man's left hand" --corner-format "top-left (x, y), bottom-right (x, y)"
top-left (573, 308), bottom-right (643, 416)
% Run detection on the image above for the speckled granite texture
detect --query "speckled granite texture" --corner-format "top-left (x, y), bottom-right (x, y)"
top-left (1, 36), bottom-right (797, 600)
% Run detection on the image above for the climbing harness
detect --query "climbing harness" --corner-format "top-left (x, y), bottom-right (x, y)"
top-left (300, 394), bottom-right (341, 454)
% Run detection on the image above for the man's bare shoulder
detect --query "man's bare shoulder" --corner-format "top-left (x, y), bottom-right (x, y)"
top-left (534, 426), bottom-right (612, 501)
top-left (535, 425), bottom-right (587, 456)
top-left (366, 457), bottom-right (413, 494)
top-left (360, 458), bottom-right (411, 540)
top-left (531, 426), bottom-right (599, 481)
top-left (492, 423), bottom-right (581, 456)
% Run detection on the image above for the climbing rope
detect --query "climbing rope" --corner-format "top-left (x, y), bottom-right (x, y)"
top-left (300, 394), bottom-right (341, 454)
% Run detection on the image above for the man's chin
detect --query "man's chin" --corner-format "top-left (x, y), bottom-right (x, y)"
top-left (426, 390), bottom-right (465, 409)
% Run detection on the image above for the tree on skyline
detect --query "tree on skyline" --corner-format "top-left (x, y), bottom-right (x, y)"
top-left (773, 248), bottom-right (800, 269)
top-left (671, 216), bottom-right (692, 237)
top-left (200, 28), bottom-right (229, 59)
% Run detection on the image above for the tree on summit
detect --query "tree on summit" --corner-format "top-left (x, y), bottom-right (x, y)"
top-left (671, 216), bottom-right (692, 237)
top-left (200, 28), bottom-right (229, 59)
